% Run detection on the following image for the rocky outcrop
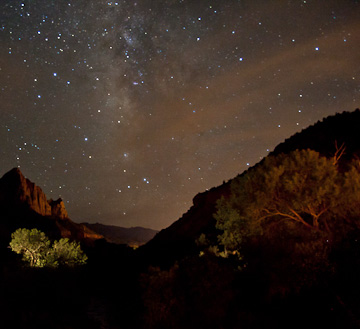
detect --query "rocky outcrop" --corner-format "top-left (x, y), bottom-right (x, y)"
top-left (0, 167), bottom-right (103, 243)
top-left (0, 168), bottom-right (52, 216)
top-left (49, 198), bottom-right (69, 219)
top-left (0, 168), bottom-right (69, 219)
top-left (79, 223), bottom-right (104, 240)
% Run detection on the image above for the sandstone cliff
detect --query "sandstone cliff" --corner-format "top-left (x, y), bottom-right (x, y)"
top-left (0, 168), bottom-right (53, 216)
top-left (0, 168), bottom-right (103, 242)
top-left (0, 168), bottom-right (69, 218)
top-left (49, 198), bottom-right (69, 219)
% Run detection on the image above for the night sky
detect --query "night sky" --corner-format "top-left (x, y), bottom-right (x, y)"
top-left (1, 1), bottom-right (359, 230)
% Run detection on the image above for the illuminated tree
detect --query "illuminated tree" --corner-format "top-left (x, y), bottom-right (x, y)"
top-left (9, 228), bottom-right (50, 267)
top-left (49, 238), bottom-right (87, 267)
top-left (9, 228), bottom-right (87, 268)
top-left (214, 148), bottom-right (360, 295)
top-left (215, 149), bottom-right (344, 253)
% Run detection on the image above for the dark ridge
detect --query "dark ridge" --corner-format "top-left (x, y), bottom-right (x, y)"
top-left (139, 181), bottom-right (231, 267)
top-left (82, 222), bottom-right (158, 246)
top-left (141, 108), bottom-right (360, 267)
top-left (271, 109), bottom-right (360, 163)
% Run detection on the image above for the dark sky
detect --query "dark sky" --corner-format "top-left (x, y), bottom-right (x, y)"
top-left (1, 0), bottom-right (359, 230)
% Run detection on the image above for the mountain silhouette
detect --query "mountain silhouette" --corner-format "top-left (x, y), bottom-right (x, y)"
top-left (82, 222), bottom-right (158, 247)
top-left (141, 108), bottom-right (360, 266)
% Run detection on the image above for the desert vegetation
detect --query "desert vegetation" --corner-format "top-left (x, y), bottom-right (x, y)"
top-left (9, 228), bottom-right (87, 267)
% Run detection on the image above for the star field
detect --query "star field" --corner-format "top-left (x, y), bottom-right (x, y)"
top-left (1, 0), bottom-right (359, 229)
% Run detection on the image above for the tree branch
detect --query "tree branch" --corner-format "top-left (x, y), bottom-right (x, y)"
top-left (260, 207), bottom-right (313, 229)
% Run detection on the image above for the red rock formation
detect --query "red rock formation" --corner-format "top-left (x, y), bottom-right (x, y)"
top-left (0, 168), bottom-right (103, 242)
top-left (0, 168), bottom-right (52, 217)
top-left (49, 198), bottom-right (69, 219)
top-left (0, 168), bottom-right (72, 219)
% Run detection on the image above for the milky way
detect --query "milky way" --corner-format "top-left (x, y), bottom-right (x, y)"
top-left (1, 0), bottom-right (359, 229)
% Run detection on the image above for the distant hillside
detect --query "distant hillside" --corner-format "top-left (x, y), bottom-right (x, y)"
top-left (82, 223), bottom-right (158, 247)
top-left (141, 109), bottom-right (360, 266)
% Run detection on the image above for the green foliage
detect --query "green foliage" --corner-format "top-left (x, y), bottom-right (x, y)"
top-left (9, 228), bottom-right (87, 268)
top-left (215, 194), bottom-right (261, 256)
top-left (195, 233), bottom-right (209, 247)
top-left (9, 228), bottom-right (51, 267)
top-left (49, 238), bottom-right (87, 267)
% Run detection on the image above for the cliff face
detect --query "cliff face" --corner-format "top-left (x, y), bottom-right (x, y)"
top-left (0, 168), bottom-right (102, 242)
top-left (0, 168), bottom-right (50, 216)
top-left (0, 168), bottom-right (68, 219)
top-left (49, 198), bottom-right (69, 219)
